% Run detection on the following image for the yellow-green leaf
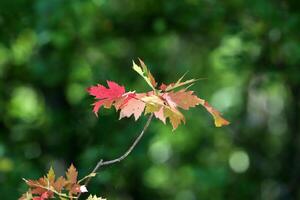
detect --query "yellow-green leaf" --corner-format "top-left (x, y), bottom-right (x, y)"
top-left (201, 101), bottom-right (230, 127)
top-left (132, 60), bottom-right (157, 90)
top-left (144, 104), bottom-right (161, 115)
top-left (163, 107), bottom-right (185, 130)
top-left (47, 167), bottom-right (55, 183)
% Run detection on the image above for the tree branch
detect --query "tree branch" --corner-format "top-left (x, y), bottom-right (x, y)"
top-left (78, 113), bottom-right (154, 199)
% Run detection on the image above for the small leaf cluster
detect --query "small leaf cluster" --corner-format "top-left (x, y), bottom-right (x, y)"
top-left (20, 59), bottom-right (230, 200)
top-left (88, 59), bottom-right (229, 130)
top-left (20, 165), bottom-right (104, 200)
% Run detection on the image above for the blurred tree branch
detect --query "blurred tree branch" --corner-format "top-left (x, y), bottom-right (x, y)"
top-left (78, 113), bottom-right (154, 199)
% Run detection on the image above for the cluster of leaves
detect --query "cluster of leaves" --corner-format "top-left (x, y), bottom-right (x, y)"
top-left (88, 59), bottom-right (229, 130)
top-left (20, 165), bottom-right (105, 200)
top-left (20, 60), bottom-right (229, 200)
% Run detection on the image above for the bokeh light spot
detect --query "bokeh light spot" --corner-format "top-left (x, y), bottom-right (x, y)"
top-left (148, 140), bottom-right (172, 164)
top-left (229, 150), bottom-right (250, 173)
top-left (0, 157), bottom-right (13, 172)
top-left (212, 86), bottom-right (237, 111)
top-left (11, 30), bottom-right (37, 65)
top-left (144, 166), bottom-right (170, 188)
top-left (9, 86), bottom-right (44, 122)
top-left (66, 83), bottom-right (87, 105)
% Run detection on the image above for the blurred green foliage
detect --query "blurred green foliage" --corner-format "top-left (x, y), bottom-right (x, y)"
top-left (0, 0), bottom-right (300, 199)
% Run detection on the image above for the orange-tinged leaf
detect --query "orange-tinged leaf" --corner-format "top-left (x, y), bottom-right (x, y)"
top-left (53, 176), bottom-right (65, 192)
top-left (21, 164), bottom-right (90, 200)
top-left (27, 181), bottom-right (46, 195)
top-left (39, 191), bottom-right (50, 200)
top-left (66, 164), bottom-right (78, 184)
top-left (166, 90), bottom-right (204, 110)
top-left (23, 178), bottom-right (54, 199)
top-left (201, 101), bottom-right (230, 127)
top-left (214, 115), bottom-right (230, 127)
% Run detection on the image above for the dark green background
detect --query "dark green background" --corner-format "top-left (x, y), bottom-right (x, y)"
top-left (0, 0), bottom-right (300, 199)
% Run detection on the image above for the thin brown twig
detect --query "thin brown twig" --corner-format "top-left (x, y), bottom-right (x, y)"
top-left (78, 113), bottom-right (154, 199)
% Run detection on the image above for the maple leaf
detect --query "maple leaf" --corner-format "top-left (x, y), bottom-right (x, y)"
top-left (66, 164), bottom-right (78, 184)
top-left (119, 94), bottom-right (146, 121)
top-left (165, 90), bottom-right (204, 110)
top-left (65, 164), bottom-right (82, 195)
top-left (163, 89), bottom-right (229, 128)
top-left (163, 107), bottom-right (185, 130)
top-left (87, 81), bottom-right (126, 116)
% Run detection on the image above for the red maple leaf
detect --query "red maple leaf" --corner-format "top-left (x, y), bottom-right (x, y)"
top-left (87, 81), bottom-right (127, 116)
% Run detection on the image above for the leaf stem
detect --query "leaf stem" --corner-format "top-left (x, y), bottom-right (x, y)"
top-left (78, 113), bottom-right (154, 199)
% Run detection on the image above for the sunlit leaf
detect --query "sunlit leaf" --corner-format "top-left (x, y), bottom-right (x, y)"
top-left (132, 59), bottom-right (157, 90)
top-left (88, 60), bottom-right (230, 130)
top-left (119, 94), bottom-right (146, 121)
